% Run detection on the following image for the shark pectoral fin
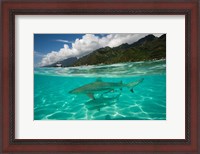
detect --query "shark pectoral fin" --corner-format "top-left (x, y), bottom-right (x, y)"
top-left (87, 93), bottom-right (95, 99)
top-left (130, 89), bottom-right (134, 93)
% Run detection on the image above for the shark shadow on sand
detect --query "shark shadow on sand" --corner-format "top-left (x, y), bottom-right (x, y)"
top-left (85, 93), bottom-right (121, 111)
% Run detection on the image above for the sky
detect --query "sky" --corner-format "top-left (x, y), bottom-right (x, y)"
top-left (34, 33), bottom-right (163, 67)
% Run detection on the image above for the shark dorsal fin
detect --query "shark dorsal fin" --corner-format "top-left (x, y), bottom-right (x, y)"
top-left (96, 78), bottom-right (102, 82)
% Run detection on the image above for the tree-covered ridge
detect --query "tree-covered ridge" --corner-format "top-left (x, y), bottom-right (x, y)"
top-left (72, 34), bottom-right (166, 66)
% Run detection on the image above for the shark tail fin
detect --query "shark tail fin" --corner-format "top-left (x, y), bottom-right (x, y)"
top-left (126, 78), bottom-right (144, 88)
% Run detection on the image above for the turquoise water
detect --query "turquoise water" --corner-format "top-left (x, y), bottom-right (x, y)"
top-left (34, 60), bottom-right (166, 120)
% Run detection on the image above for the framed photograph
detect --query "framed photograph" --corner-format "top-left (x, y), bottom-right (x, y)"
top-left (1, 0), bottom-right (199, 153)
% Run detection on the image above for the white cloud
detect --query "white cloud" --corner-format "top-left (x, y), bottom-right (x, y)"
top-left (55, 39), bottom-right (72, 43)
top-left (39, 44), bottom-right (74, 66)
top-left (39, 33), bottom-right (163, 66)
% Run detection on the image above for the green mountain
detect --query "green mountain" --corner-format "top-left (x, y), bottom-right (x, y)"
top-left (72, 34), bottom-right (166, 67)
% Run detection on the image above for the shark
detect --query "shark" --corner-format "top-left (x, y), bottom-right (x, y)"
top-left (69, 78), bottom-right (144, 99)
top-left (85, 93), bottom-right (121, 111)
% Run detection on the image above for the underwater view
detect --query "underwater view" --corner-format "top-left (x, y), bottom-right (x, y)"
top-left (34, 60), bottom-right (166, 120)
top-left (34, 33), bottom-right (166, 120)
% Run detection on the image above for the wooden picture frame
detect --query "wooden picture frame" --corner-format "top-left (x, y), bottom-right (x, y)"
top-left (1, 0), bottom-right (199, 153)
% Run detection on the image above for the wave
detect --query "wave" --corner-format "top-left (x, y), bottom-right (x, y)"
top-left (34, 60), bottom-right (166, 78)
